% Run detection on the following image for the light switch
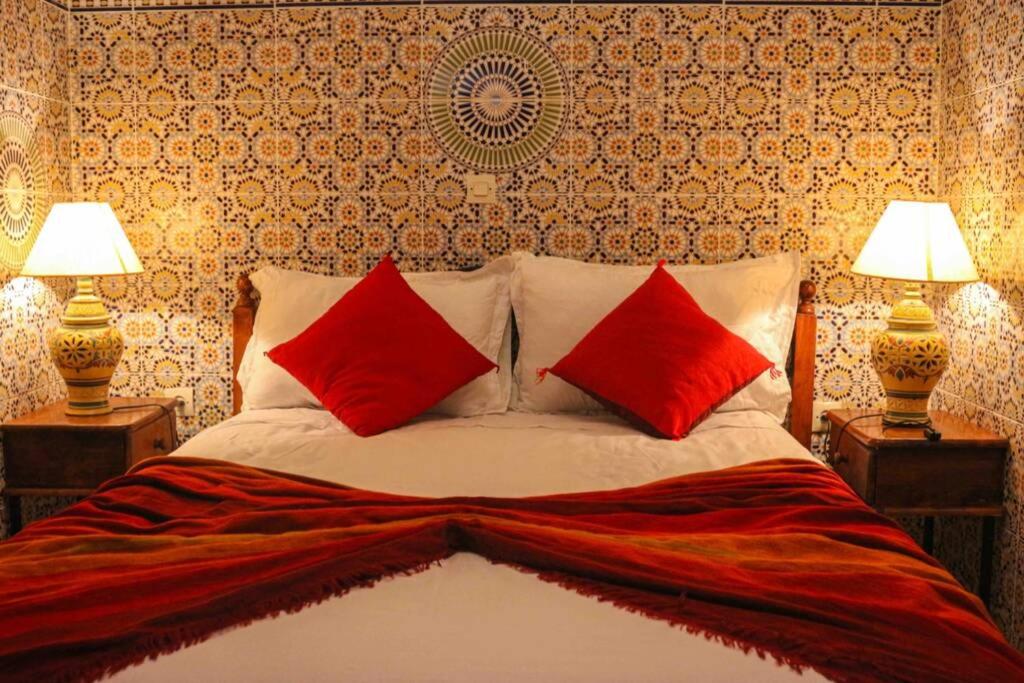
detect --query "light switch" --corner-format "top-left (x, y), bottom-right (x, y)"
top-left (466, 174), bottom-right (497, 204)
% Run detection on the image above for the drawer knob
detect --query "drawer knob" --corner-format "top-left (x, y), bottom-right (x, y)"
top-left (153, 438), bottom-right (166, 452)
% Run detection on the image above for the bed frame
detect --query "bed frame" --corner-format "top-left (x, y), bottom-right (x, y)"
top-left (231, 274), bottom-right (818, 449)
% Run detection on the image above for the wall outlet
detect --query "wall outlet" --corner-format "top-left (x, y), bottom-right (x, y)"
top-left (160, 387), bottom-right (194, 417)
top-left (812, 400), bottom-right (846, 434)
top-left (465, 174), bottom-right (497, 204)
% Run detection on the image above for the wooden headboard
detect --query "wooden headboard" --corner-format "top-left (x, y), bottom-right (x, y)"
top-left (231, 275), bottom-right (818, 449)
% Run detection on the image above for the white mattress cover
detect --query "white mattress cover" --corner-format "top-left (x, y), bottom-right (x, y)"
top-left (112, 410), bottom-right (826, 682)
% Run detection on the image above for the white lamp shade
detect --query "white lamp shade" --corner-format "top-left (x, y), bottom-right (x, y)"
top-left (21, 202), bottom-right (144, 277)
top-left (852, 200), bottom-right (979, 283)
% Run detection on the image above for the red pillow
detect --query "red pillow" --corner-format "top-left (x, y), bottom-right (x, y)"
top-left (267, 256), bottom-right (497, 436)
top-left (541, 262), bottom-right (773, 440)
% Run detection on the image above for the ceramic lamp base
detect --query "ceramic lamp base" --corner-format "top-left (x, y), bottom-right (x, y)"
top-left (870, 282), bottom-right (949, 426)
top-left (49, 277), bottom-right (124, 417)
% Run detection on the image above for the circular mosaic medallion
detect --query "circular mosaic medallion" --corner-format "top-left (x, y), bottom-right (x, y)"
top-left (0, 112), bottom-right (45, 270)
top-left (426, 28), bottom-right (568, 173)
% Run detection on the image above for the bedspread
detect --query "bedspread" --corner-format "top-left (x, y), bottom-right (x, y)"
top-left (1, 456), bottom-right (1020, 683)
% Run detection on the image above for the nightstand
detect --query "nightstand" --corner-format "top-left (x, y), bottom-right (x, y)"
top-left (826, 409), bottom-right (1008, 605)
top-left (1, 397), bottom-right (179, 536)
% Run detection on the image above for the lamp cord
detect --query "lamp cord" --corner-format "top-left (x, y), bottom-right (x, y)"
top-left (827, 413), bottom-right (942, 464)
top-left (111, 402), bottom-right (180, 450)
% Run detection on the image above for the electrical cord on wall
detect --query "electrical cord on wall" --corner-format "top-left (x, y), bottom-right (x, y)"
top-left (112, 401), bottom-right (181, 451)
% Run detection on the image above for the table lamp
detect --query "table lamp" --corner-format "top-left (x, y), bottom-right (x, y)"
top-left (21, 202), bottom-right (144, 416)
top-left (852, 200), bottom-right (978, 426)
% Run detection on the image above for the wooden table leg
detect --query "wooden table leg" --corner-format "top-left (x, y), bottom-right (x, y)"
top-left (5, 495), bottom-right (22, 537)
top-left (980, 516), bottom-right (995, 607)
top-left (923, 515), bottom-right (935, 555)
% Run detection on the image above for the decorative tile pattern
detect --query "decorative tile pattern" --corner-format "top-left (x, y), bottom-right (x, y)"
top-left (61, 5), bottom-right (941, 454)
top-left (0, 0), bottom-right (72, 539)
top-left (935, 0), bottom-right (1024, 649)
top-left (0, 106), bottom-right (49, 269)
top-left (424, 27), bottom-right (569, 173)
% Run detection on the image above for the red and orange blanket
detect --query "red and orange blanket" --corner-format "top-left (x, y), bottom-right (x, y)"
top-left (1, 457), bottom-right (1021, 683)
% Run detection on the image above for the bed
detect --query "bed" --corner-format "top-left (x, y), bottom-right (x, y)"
top-left (105, 260), bottom-right (812, 682)
top-left (2, 255), bottom-right (1021, 683)
top-left (110, 409), bottom-right (822, 683)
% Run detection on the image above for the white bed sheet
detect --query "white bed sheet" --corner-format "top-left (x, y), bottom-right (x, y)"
top-left (113, 410), bottom-right (827, 682)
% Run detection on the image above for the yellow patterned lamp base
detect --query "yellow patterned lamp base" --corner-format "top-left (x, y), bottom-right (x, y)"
top-left (50, 277), bottom-right (124, 416)
top-left (870, 282), bottom-right (949, 426)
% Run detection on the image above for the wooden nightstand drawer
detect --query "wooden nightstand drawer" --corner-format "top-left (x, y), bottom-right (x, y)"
top-left (830, 436), bottom-right (873, 503)
top-left (873, 447), bottom-right (1004, 512)
top-left (834, 440), bottom-right (1005, 512)
top-left (130, 414), bottom-right (176, 464)
top-left (4, 428), bottom-right (128, 489)
top-left (2, 398), bottom-right (179, 536)
top-left (5, 414), bottom-right (177, 490)
top-left (827, 410), bottom-right (1007, 515)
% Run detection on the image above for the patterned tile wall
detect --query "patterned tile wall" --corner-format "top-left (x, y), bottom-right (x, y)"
top-left (0, 0), bottom-right (73, 539)
top-left (932, 0), bottom-right (1024, 648)
top-left (66, 2), bottom-right (941, 440)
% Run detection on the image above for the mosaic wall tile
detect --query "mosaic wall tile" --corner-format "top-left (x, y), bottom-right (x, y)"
top-left (134, 9), bottom-right (276, 104)
top-left (70, 10), bottom-right (134, 104)
top-left (71, 101), bottom-right (137, 208)
top-left (342, 6), bottom-right (422, 101)
top-left (935, 0), bottom-right (1024, 649)
top-left (423, 6), bottom-right (571, 198)
top-left (0, 0), bottom-right (72, 539)
top-left (572, 5), bottom-right (719, 100)
top-left (57, 3), bottom-right (942, 435)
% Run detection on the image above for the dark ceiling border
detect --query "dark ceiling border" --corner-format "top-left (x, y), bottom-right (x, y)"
top-left (70, 0), bottom-right (944, 12)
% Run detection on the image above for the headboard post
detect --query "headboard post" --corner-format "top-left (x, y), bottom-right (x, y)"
top-left (232, 274), bottom-right (257, 415)
top-left (789, 280), bottom-right (817, 449)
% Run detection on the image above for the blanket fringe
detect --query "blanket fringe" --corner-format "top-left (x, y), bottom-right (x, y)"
top-left (491, 560), bottom-right (900, 683)
top-left (42, 557), bottom-right (448, 683)
top-left (44, 553), bottom-right (921, 683)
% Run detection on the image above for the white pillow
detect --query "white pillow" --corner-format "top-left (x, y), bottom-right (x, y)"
top-left (510, 252), bottom-right (801, 421)
top-left (239, 257), bottom-right (514, 416)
